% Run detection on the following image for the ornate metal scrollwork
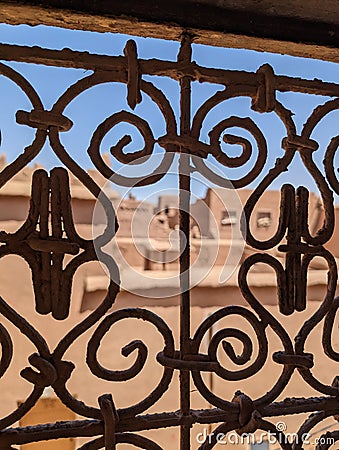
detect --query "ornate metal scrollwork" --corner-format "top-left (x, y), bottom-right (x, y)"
top-left (0, 33), bottom-right (338, 449)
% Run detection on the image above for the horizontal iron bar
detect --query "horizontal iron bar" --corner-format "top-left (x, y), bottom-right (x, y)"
top-left (1, 44), bottom-right (339, 97)
top-left (0, 396), bottom-right (338, 445)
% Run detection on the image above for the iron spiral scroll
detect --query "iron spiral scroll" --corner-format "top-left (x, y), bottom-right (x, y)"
top-left (0, 33), bottom-right (338, 449)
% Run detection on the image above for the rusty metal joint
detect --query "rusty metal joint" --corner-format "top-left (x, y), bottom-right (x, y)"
top-left (157, 134), bottom-right (209, 158)
top-left (178, 412), bottom-right (195, 427)
top-left (99, 393), bottom-right (119, 450)
top-left (20, 353), bottom-right (57, 387)
top-left (282, 136), bottom-right (319, 152)
top-left (331, 377), bottom-right (339, 422)
top-left (124, 40), bottom-right (142, 110)
top-left (232, 391), bottom-right (261, 435)
top-left (332, 376), bottom-right (339, 396)
top-left (157, 350), bottom-right (219, 371)
top-left (251, 64), bottom-right (276, 113)
top-left (26, 236), bottom-right (80, 255)
top-left (16, 110), bottom-right (73, 132)
top-left (52, 360), bottom-right (75, 385)
top-left (273, 351), bottom-right (314, 368)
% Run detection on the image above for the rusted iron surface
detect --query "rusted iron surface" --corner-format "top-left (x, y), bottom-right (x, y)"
top-left (0, 34), bottom-right (338, 449)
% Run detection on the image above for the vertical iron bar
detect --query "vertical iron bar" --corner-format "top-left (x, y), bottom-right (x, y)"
top-left (178, 33), bottom-right (192, 450)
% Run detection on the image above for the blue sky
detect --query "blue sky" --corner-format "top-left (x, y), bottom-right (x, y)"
top-left (0, 23), bottom-right (338, 202)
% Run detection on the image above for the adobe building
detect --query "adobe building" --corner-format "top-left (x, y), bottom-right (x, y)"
top-left (0, 156), bottom-right (337, 449)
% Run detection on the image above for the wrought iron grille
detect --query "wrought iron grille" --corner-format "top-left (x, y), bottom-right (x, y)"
top-left (0, 33), bottom-right (338, 449)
